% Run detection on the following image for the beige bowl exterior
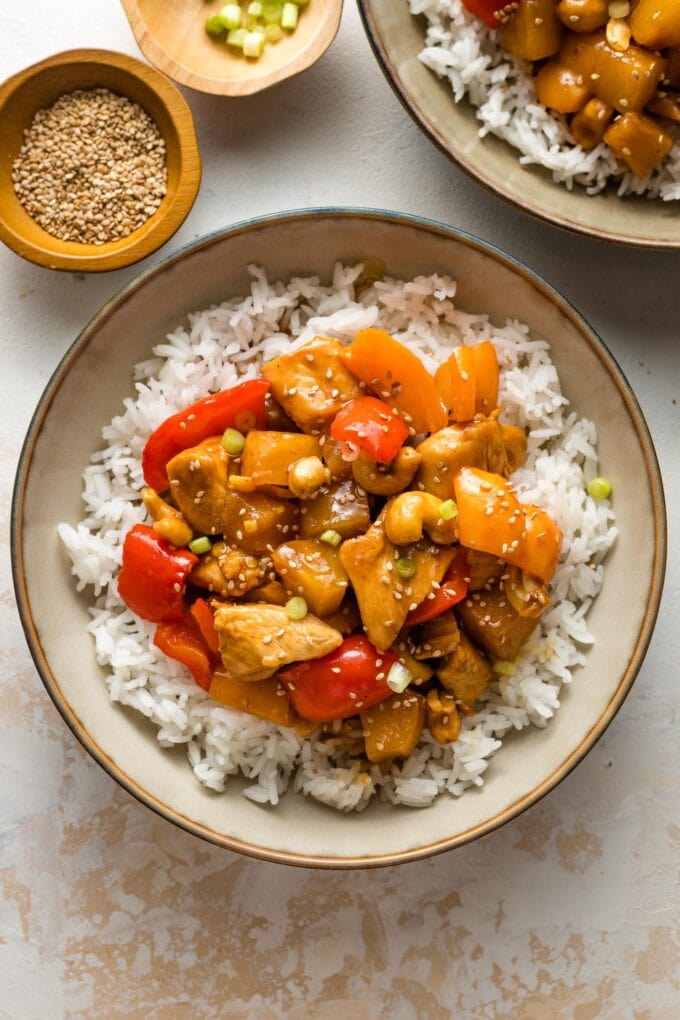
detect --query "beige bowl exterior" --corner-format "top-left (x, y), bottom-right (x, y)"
top-left (13, 211), bottom-right (666, 867)
top-left (359, 1), bottom-right (680, 249)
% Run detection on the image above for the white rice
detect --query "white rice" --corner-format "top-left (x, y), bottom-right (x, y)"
top-left (408, 0), bottom-right (680, 200)
top-left (58, 263), bottom-right (617, 812)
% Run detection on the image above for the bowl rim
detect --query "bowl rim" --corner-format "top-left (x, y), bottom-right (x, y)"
top-left (11, 207), bottom-right (667, 868)
top-left (0, 47), bottom-right (202, 272)
top-left (119, 0), bottom-right (344, 97)
top-left (357, 0), bottom-right (680, 251)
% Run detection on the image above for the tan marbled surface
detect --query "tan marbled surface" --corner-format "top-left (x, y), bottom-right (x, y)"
top-left (2, 3), bottom-right (679, 1017)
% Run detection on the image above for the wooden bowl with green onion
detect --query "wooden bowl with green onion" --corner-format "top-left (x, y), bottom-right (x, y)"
top-left (120, 0), bottom-right (343, 96)
top-left (0, 49), bottom-right (201, 272)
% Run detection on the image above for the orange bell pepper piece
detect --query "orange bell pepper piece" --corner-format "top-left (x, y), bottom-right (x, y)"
top-left (435, 346), bottom-right (476, 422)
top-left (472, 341), bottom-right (500, 415)
top-left (453, 468), bottom-right (562, 583)
top-left (209, 667), bottom-right (296, 727)
top-left (342, 328), bottom-right (447, 435)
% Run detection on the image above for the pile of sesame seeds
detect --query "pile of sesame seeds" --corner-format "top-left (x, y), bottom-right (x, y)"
top-left (12, 87), bottom-right (167, 245)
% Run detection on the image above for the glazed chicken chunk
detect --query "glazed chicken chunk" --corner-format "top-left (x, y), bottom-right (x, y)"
top-left (340, 516), bottom-right (456, 652)
top-left (166, 436), bottom-right (229, 535)
top-left (416, 418), bottom-right (527, 500)
top-left (263, 337), bottom-right (362, 434)
top-left (213, 603), bottom-right (343, 681)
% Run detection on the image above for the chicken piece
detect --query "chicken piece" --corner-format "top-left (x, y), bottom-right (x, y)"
top-left (189, 542), bottom-right (272, 598)
top-left (560, 31), bottom-right (666, 115)
top-left (263, 337), bottom-right (363, 434)
top-left (457, 579), bottom-right (549, 661)
top-left (320, 436), bottom-right (354, 481)
top-left (272, 539), bottom-right (349, 617)
top-left (299, 477), bottom-right (371, 540)
top-left (322, 597), bottom-right (362, 636)
top-left (339, 516), bottom-right (456, 652)
top-left (213, 604), bottom-right (343, 681)
top-left (437, 633), bottom-right (492, 706)
top-left (167, 437), bottom-right (230, 536)
top-left (415, 418), bottom-right (527, 499)
top-left (243, 581), bottom-right (289, 606)
top-left (426, 688), bottom-right (461, 746)
top-left (466, 550), bottom-right (504, 592)
top-left (360, 692), bottom-right (426, 763)
top-left (411, 611), bottom-right (461, 661)
top-left (390, 638), bottom-right (435, 687)
top-left (222, 488), bottom-right (298, 555)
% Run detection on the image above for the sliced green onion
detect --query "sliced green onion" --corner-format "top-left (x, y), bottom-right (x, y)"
top-left (227, 27), bottom-right (248, 47)
top-left (285, 596), bottom-right (308, 621)
top-left (262, 1), bottom-right (283, 23)
top-left (221, 427), bottom-right (245, 454)
top-left (439, 499), bottom-right (458, 521)
top-left (248, 0), bottom-right (264, 15)
top-left (587, 476), bottom-right (612, 500)
top-left (386, 662), bottom-right (412, 693)
top-left (243, 29), bottom-right (265, 57)
top-left (320, 529), bottom-right (342, 547)
top-left (264, 22), bottom-right (284, 41)
top-left (219, 3), bottom-right (243, 30)
top-left (395, 557), bottom-right (416, 580)
top-left (281, 2), bottom-right (299, 30)
top-left (188, 536), bottom-right (211, 555)
top-left (493, 659), bottom-right (516, 677)
top-left (205, 14), bottom-right (225, 36)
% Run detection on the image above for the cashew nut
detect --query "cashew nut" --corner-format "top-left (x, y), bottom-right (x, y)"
top-left (426, 689), bottom-right (461, 746)
top-left (288, 456), bottom-right (328, 499)
top-left (351, 447), bottom-right (422, 496)
top-left (384, 491), bottom-right (458, 546)
top-left (142, 487), bottom-right (193, 547)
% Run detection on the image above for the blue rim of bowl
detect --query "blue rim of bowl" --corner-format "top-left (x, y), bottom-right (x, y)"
top-left (356, 0), bottom-right (680, 250)
top-left (11, 207), bottom-right (667, 868)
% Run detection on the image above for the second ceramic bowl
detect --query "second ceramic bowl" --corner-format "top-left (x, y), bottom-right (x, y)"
top-left (13, 209), bottom-right (666, 867)
top-left (358, 1), bottom-right (680, 249)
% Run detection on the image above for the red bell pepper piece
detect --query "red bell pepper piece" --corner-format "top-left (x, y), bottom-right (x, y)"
top-left (330, 396), bottom-right (409, 465)
top-left (278, 635), bottom-right (398, 722)
top-left (118, 524), bottom-right (197, 623)
top-left (153, 612), bottom-right (217, 691)
top-left (190, 598), bottom-right (220, 654)
top-left (142, 378), bottom-right (270, 492)
top-left (405, 548), bottom-right (469, 626)
top-left (462, 0), bottom-right (510, 29)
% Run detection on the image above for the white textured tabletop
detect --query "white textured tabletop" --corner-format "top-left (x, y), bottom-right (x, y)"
top-left (1, 3), bottom-right (679, 1017)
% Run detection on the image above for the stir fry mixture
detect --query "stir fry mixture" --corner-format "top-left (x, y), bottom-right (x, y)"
top-left (463, 0), bottom-right (680, 178)
top-left (118, 330), bottom-right (564, 764)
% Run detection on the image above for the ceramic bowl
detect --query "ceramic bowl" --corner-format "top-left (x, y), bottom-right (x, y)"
top-left (12, 210), bottom-right (666, 867)
top-left (358, 1), bottom-right (680, 250)
top-left (0, 49), bottom-right (201, 272)
top-left (120, 0), bottom-right (343, 97)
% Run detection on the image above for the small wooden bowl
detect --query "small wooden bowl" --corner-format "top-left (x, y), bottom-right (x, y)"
top-left (0, 49), bottom-right (201, 272)
top-left (120, 0), bottom-right (343, 96)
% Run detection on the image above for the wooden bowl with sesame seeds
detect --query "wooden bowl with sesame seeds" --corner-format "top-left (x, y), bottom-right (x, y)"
top-left (0, 49), bottom-right (201, 272)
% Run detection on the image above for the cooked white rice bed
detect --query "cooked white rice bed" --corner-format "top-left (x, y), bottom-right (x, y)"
top-left (408, 0), bottom-right (680, 201)
top-left (58, 263), bottom-right (616, 812)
